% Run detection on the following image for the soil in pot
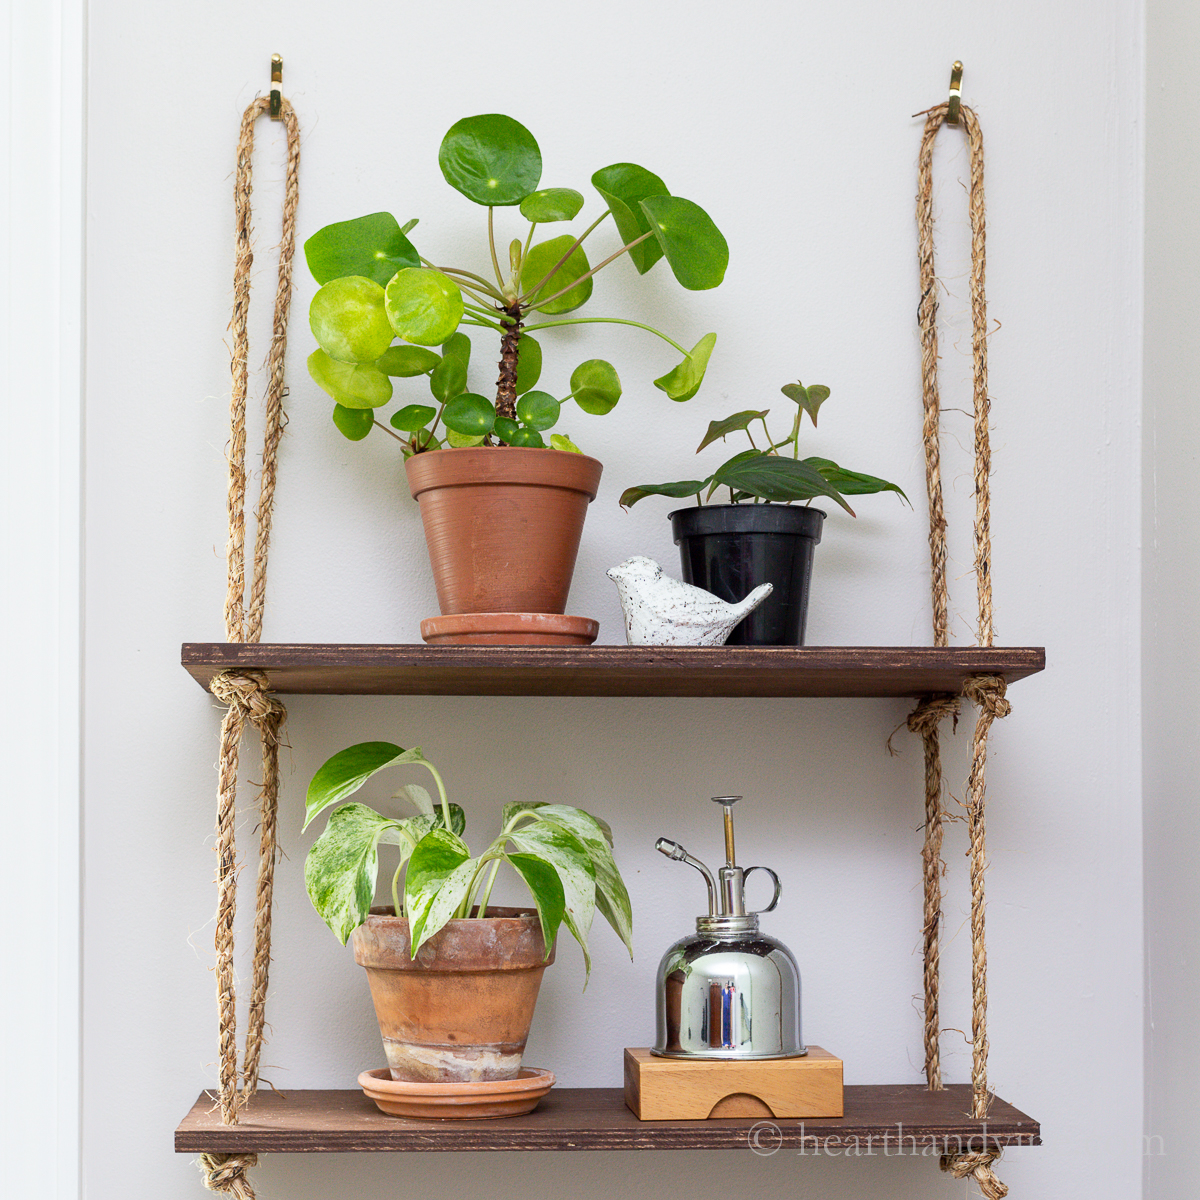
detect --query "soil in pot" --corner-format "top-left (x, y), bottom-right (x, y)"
top-left (351, 906), bottom-right (555, 1083)
top-left (670, 504), bottom-right (825, 646)
top-left (405, 446), bottom-right (603, 617)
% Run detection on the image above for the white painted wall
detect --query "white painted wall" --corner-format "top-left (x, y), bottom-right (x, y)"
top-left (1143, 0), bottom-right (1200, 1193)
top-left (78, 1), bottom-right (1144, 1197)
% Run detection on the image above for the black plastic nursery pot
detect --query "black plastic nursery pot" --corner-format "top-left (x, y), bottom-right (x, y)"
top-left (670, 503), bottom-right (826, 646)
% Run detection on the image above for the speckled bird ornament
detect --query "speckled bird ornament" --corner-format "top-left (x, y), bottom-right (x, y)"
top-left (606, 556), bottom-right (773, 646)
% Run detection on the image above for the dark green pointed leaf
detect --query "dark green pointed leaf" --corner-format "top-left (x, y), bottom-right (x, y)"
top-left (332, 404), bottom-right (374, 440)
top-left (696, 410), bottom-right (770, 453)
top-left (439, 114), bottom-right (542, 206)
top-left (405, 828), bottom-right (473, 952)
top-left (522, 235), bottom-right (593, 314)
top-left (506, 852), bottom-right (565, 958)
top-left (310, 276), bottom-right (395, 364)
top-left (308, 349), bottom-right (393, 409)
top-left (443, 392), bottom-right (496, 436)
top-left (550, 433), bottom-right (582, 453)
top-left (304, 212), bottom-right (421, 286)
top-left (713, 453), bottom-right (855, 515)
top-left (653, 332), bottom-right (717, 402)
top-left (591, 163), bottom-right (668, 274)
top-left (390, 404), bottom-right (437, 432)
top-left (639, 196), bottom-right (728, 291)
top-left (384, 268), bottom-right (464, 346)
top-left (494, 417), bottom-right (521, 444)
top-left (519, 188), bottom-right (585, 223)
top-left (515, 390), bottom-right (560, 431)
top-left (781, 381), bottom-right (830, 426)
top-left (377, 345), bottom-right (440, 377)
top-left (801, 457), bottom-right (909, 503)
top-left (571, 359), bottom-right (622, 415)
top-left (618, 479), bottom-right (710, 509)
top-left (509, 823), bottom-right (596, 978)
top-left (514, 334), bottom-right (541, 395)
top-left (304, 742), bottom-right (434, 830)
top-left (429, 353), bottom-right (468, 404)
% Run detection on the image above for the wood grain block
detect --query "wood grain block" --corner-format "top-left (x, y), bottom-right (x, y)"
top-left (623, 1046), bottom-right (843, 1120)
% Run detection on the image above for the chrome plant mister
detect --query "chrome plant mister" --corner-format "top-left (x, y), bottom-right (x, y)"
top-left (653, 796), bottom-right (805, 1059)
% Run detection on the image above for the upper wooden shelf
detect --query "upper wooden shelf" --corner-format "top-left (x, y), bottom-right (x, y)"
top-left (175, 1084), bottom-right (1039, 1154)
top-left (181, 643), bottom-right (1044, 699)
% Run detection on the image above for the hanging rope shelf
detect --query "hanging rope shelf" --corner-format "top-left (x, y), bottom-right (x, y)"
top-left (184, 62), bottom-right (1037, 1198)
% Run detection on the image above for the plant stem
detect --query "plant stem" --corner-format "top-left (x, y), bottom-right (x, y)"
top-left (462, 313), bottom-right (507, 333)
top-left (419, 258), bottom-right (506, 301)
top-left (527, 231), bottom-right (655, 310)
top-left (372, 419), bottom-right (407, 443)
top-left (391, 861), bottom-right (404, 919)
top-left (517, 209), bottom-right (611, 303)
top-left (475, 857), bottom-right (503, 918)
top-left (421, 760), bottom-right (453, 829)
top-left (495, 302), bottom-right (523, 420)
top-left (522, 221), bottom-right (537, 270)
top-left (524, 315), bottom-right (689, 358)
top-left (488, 207), bottom-right (504, 290)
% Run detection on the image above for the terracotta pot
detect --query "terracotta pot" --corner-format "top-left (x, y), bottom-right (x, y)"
top-left (351, 906), bottom-right (555, 1083)
top-left (405, 447), bottom-right (603, 615)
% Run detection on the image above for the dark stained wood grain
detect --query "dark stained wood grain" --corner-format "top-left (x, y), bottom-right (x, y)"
top-left (174, 1084), bottom-right (1040, 1153)
top-left (181, 643), bottom-right (1045, 698)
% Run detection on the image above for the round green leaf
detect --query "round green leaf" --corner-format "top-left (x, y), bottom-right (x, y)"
top-left (514, 333), bottom-right (542, 395)
top-left (429, 353), bottom-right (468, 404)
top-left (439, 114), bottom-right (542, 206)
top-left (308, 349), bottom-right (393, 408)
top-left (519, 188), bottom-right (585, 223)
top-left (446, 428), bottom-right (486, 448)
top-left (443, 392), bottom-right (496, 436)
top-left (522, 236), bottom-right (592, 314)
top-left (494, 417), bottom-right (521, 444)
top-left (639, 195), bottom-right (728, 291)
top-left (304, 212), bottom-right (421, 287)
top-left (390, 404), bottom-right (437, 432)
top-left (653, 332), bottom-right (717, 402)
top-left (509, 426), bottom-right (546, 448)
top-left (550, 433), bottom-right (582, 454)
top-left (384, 268), bottom-right (464, 346)
top-left (309, 276), bottom-right (395, 364)
top-left (570, 359), bottom-right (622, 415)
top-left (591, 163), bottom-right (669, 275)
top-left (515, 390), bottom-right (560, 431)
top-left (441, 330), bottom-right (473, 370)
top-left (332, 404), bottom-right (374, 441)
top-left (376, 345), bottom-right (440, 377)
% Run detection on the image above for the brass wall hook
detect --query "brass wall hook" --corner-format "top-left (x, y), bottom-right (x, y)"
top-left (269, 54), bottom-right (283, 119)
top-left (947, 60), bottom-right (963, 125)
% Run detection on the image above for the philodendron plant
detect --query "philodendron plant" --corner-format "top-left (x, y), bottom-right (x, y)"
top-left (304, 112), bottom-right (728, 455)
top-left (303, 741), bottom-right (633, 978)
top-left (619, 379), bottom-right (909, 514)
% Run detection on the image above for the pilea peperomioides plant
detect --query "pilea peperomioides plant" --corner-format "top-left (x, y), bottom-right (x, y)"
top-left (304, 113), bottom-right (729, 455)
top-left (303, 741), bottom-right (633, 978)
top-left (619, 379), bottom-right (909, 513)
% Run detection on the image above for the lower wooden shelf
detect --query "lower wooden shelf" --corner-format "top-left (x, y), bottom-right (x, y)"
top-left (175, 1084), bottom-right (1040, 1154)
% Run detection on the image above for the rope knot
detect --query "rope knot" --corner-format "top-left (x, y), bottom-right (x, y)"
top-left (907, 694), bottom-right (961, 737)
top-left (962, 673), bottom-right (1011, 720)
top-left (940, 1151), bottom-right (1008, 1198)
top-left (210, 670), bottom-right (284, 725)
top-left (198, 1152), bottom-right (259, 1197)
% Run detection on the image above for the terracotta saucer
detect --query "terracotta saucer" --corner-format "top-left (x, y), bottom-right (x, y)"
top-left (420, 612), bottom-right (598, 646)
top-left (358, 1066), bottom-right (555, 1120)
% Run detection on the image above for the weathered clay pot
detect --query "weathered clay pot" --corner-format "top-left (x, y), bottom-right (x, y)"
top-left (404, 447), bottom-right (603, 616)
top-left (351, 906), bottom-right (555, 1083)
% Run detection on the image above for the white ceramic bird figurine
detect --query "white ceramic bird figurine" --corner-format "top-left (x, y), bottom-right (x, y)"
top-left (606, 556), bottom-right (773, 647)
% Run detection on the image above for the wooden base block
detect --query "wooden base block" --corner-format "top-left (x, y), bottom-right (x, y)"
top-left (623, 1046), bottom-right (843, 1121)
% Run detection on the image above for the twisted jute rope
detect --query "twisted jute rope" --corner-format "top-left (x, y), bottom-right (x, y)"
top-left (200, 93), bottom-right (300, 1199)
top-left (910, 100), bottom-right (1010, 1194)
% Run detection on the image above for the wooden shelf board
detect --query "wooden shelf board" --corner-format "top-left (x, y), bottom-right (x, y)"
top-left (181, 643), bottom-right (1045, 698)
top-left (175, 1084), bottom-right (1040, 1154)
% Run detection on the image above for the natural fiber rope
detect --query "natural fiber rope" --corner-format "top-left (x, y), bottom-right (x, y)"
top-left (911, 97), bottom-right (1009, 1172)
top-left (201, 92), bottom-right (300, 1199)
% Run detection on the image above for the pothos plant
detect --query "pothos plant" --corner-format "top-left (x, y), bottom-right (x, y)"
top-left (304, 112), bottom-right (729, 455)
top-left (619, 379), bottom-right (909, 514)
top-left (303, 741), bottom-right (633, 978)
